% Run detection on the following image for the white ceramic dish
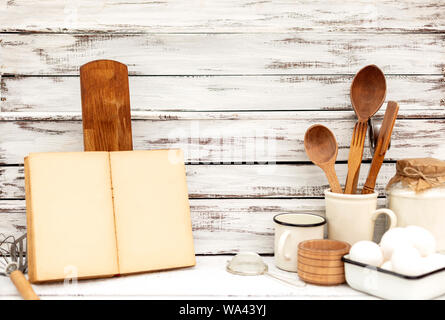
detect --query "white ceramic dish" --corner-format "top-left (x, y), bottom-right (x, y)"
top-left (342, 254), bottom-right (445, 300)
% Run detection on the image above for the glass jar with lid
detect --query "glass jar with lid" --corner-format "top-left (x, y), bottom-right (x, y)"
top-left (386, 158), bottom-right (445, 252)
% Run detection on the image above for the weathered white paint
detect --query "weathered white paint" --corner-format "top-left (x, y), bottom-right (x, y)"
top-left (2, 110), bottom-right (444, 121)
top-left (1, 33), bottom-right (444, 75)
top-left (0, 113), bottom-right (444, 164)
top-left (0, 0), bottom-right (444, 299)
top-left (0, 199), bottom-right (388, 254)
top-left (1, 75), bottom-right (443, 113)
top-left (0, 163), bottom-right (396, 199)
top-left (0, 0), bottom-right (443, 33)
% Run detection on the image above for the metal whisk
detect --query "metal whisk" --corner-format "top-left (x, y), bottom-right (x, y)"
top-left (0, 233), bottom-right (39, 300)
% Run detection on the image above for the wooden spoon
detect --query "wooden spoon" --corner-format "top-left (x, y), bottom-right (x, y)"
top-left (304, 124), bottom-right (343, 193)
top-left (345, 65), bottom-right (386, 194)
top-left (362, 101), bottom-right (399, 194)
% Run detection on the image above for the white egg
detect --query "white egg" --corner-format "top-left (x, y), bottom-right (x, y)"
top-left (421, 253), bottom-right (445, 273)
top-left (405, 225), bottom-right (436, 257)
top-left (350, 241), bottom-right (383, 267)
top-left (391, 246), bottom-right (424, 276)
top-left (380, 227), bottom-right (411, 261)
top-left (380, 261), bottom-right (393, 271)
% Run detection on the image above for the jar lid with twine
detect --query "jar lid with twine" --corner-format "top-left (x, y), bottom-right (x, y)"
top-left (386, 158), bottom-right (445, 193)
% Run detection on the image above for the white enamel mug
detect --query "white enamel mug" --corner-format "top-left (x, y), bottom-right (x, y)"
top-left (274, 213), bottom-right (326, 272)
top-left (324, 189), bottom-right (397, 245)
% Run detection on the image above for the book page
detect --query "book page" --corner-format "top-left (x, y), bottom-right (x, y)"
top-left (109, 149), bottom-right (195, 274)
top-left (26, 152), bottom-right (119, 282)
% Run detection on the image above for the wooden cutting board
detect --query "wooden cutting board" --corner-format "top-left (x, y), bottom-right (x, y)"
top-left (80, 59), bottom-right (133, 151)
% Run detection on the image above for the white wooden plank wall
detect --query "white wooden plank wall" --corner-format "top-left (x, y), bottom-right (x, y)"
top-left (0, 0), bottom-right (444, 255)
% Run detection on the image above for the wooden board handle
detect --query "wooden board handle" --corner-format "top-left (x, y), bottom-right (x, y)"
top-left (10, 270), bottom-right (40, 300)
top-left (80, 60), bottom-right (133, 151)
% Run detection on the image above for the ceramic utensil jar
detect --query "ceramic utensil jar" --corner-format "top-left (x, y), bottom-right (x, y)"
top-left (386, 158), bottom-right (445, 252)
top-left (274, 213), bottom-right (326, 272)
top-left (324, 190), bottom-right (397, 245)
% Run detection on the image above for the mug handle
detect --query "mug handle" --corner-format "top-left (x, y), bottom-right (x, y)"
top-left (371, 208), bottom-right (397, 232)
top-left (277, 230), bottom-right (292, 260)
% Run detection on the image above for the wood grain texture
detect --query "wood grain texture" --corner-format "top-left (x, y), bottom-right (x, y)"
top-left (362, 102), bottom-right (399, 194)
top-left (2, 110), bottom-right (444, 121)
top-left (0, 199), bottom-right (388, 254)
top-left (2, 75), bottom-right (443, 113)
top-left (1, 0), bottom-right (444, 33)
top-left (1, 33), bottom-right (444, 75)
top-left (346, 65), bottom-right (386, 193)
top-left (0, 112), bottom-right (444, 164)
top-left (297, 239), bottom-right (350, 286)
top-left (0, 0), bottom-right (444, 277)
top-left (80, 60), bottom-right (133, 151)
top-left (344, 121), bottom-right (368, 194)
top-left (0, 163), bottom-right (397, 199)
top-left (304, 124), bottom-right (343, 193)
top-left (9, 270), bottom-right (40, 300)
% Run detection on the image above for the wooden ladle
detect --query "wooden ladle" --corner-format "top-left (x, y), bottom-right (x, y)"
top-left (345, 65), bottom-right (386, 194)
top-left (304, 124), bottom-right (343, 193)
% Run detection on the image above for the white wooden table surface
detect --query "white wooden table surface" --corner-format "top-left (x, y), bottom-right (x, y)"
top-left (0, 256), bottom-right (378, 300)
top-left (0, 0), bottom-right (444, 299)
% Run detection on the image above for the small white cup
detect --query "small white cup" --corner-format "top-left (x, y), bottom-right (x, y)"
top-left (324, 189), bottom-right (397, 245)
top-left (274, 213), bottom-right (326, 272)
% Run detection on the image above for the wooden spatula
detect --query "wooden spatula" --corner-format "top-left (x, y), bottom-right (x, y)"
top-left (80, 60), bottom-right (133, 151)
top-left (362, 101), bottom-right (399, 194)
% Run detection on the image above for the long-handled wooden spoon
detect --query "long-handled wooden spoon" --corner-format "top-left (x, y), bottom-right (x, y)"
top-left (304, 124), bottom-right (343, 193)
top-left (362, 101), bottom-right (399, 194)
top-left (345, 65), bottom-right (386, 194)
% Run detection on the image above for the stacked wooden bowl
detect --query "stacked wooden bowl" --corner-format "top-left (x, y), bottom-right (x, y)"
top-left (298, 239), bottom-right (351, 286)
